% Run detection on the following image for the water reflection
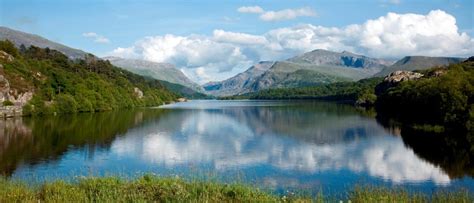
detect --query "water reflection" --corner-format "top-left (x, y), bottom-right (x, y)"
top-left (113, 102), bottom-right (450, 184)
top-left (0, 101), bottom-right (472, 191)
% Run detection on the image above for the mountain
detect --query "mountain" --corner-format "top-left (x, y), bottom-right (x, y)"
top-left (104, 57), bottom-right (206, 98)
top-left (288, 49), bottom-right (392, 69)
top-left (103, 57), bottom-right (200, 90)
top-left (0, 26), bottom-right (88, 59)
top-left (203, 61), bottom-right (274, 96)
top-left (204, 49), bottom-right (390, 97)
top-left (374, 56), bottom-right (465, 77)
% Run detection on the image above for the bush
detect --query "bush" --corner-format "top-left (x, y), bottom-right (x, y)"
top-left (55, 94), bottom-right (78, 114)
top-left (2, 100), bottom-right (14, 106)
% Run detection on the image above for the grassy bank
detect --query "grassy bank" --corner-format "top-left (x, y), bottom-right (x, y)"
top-left (0, 175), bottom-right (472, 202)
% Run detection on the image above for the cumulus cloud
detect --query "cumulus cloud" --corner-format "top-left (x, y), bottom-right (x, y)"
top-left (237, 6), bottom-right (264, 14)
top-left (238, 6), bottom-right (316, 22)
top-left (109, 10), bottom-right (473, 84)
top-left (213, 29), bottom-right (268, 45)
top-left (260, 7), bottom-right (317, 21)
top-left (82, 32), bottom-right (110, 44)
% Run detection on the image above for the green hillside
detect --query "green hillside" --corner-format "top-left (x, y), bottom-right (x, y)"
top-left (0, 40), bottom-right (177, 115)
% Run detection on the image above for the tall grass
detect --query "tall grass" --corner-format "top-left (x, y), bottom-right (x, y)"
top-left (0, 175), bottom-right (472, 202)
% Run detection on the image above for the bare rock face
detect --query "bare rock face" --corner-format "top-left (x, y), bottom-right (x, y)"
top-left (384, 71), bottom-right (424, 83)
top-left (134, 87), bottom-right (143, 99)
top-left (0, 75), bottom-right (10, 102)
top-left (375, 71), bottom-right (424, 96)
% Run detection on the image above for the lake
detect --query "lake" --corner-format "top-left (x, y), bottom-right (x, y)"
top-left (1, 100), bottom-right (473, 196)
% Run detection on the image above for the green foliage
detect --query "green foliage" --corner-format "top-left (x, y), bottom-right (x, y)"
top-left (0, 175), bottom-right (293, 202)
top-left (0, 176), bottom-right (471, 202)
top-left (376, 61), bottom-right (474, 131)
top-left (55, 94), bottom-right (78, 113)
top-left (0, 40), bottom-right (177, 115)
top-left (0, 40), bottom-right (19, 57)
top-left (2, 100), bottom-right (14, 106)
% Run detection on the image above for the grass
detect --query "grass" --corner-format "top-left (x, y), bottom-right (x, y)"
top-left (0, 175), bottom-right (472, 202)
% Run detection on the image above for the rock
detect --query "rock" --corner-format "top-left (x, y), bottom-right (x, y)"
top-left (134, 87), bottom-right (143, 99)
top-left (383, 71), bottom-right (424, 83)
top-left (375, 71), bottom-right (424, 96)
top-left (0, 51), bottom-right (14, 63)
top-left (177, 98), bottom-right (187, 102)
top-left (0, 75), bottom-right (10, 103)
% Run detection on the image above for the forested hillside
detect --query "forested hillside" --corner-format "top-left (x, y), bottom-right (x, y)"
top-left (0, 40), bottom-right (177, 115)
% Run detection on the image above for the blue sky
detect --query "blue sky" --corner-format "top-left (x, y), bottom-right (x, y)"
top-left (1, 0), bottom-right (473, 83)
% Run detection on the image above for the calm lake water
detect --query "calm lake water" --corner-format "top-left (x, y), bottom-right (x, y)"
top-left (1, 100), bottom-right (473, 195)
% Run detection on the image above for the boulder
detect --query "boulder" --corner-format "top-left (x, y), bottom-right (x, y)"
top-left (0, 51), bottom-right (14, 63)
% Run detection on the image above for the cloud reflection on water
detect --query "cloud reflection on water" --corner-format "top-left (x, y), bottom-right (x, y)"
top-left (111, 103), bottom-right (450, 185)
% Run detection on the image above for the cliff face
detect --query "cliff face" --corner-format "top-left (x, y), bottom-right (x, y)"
top-left (0, 51), bottom-right (33, 117)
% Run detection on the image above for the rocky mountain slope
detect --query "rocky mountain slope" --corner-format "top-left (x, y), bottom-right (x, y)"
top-left (203, 61), bottom-right (274, 96)
top-left (374, 56), bottom-right (465, 77)
top-left (0, 27), bottom-right (88, 59)
top-left (104, 57), bottom-right (201, 91)
top-left (204, 49), bottom-right (390, 97)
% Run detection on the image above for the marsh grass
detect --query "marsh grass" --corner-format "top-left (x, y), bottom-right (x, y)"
top-left (0, 175), bottom-right (472, 202)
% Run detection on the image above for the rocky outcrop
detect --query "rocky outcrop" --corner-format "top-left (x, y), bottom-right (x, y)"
top-left (134, 87), bottom-right (143, 99)
top-left (0, 52), bottom-right (33, 117)
top-left (375, 71), bottom-right (424, 95)
top-left (384, 71), bottom-right (424, 83)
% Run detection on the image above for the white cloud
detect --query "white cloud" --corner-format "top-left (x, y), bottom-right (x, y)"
top-left (82, 32), bottom-right (110, 44)
top-left (213, 29), bottom-right (267, 45)
top-left (109, 10), bottom-right (473, 84)
top-left (259, 7), bottom-right (317, 21)
top-left (238, 6), bottom-right (316, 22)
top-left (237, 6), bottom-right (264, 14)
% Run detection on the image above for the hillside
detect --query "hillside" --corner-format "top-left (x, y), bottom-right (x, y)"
top-left (203, 61), bottom-right (274, 96)
top-left (104, 57), bottom-right (206, 98)
top-left (0, 27), bottom-right (88, 59)
top-left (205, 49), bottom-right (388, 97)
top-left (374, 56), bottom-right (465, 77)
top-left (0, 40), bottom-right (177, 115)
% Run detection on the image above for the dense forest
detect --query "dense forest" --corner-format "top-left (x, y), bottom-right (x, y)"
top-left (0, 40), bottom-right (177, 115)
top-left (376, 59), bottom-right (474, 132)
top-left (228, 58), bottom-right (474, 132)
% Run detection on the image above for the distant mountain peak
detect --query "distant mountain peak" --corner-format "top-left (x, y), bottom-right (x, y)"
top-left (288, 49), bottom-right (389, 70)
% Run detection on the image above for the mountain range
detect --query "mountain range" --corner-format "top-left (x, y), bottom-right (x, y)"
top-left (0, 26), bottom-right (468, 98)
top-left (204, 49), bottom-right (391, 96)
